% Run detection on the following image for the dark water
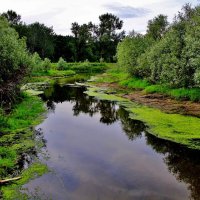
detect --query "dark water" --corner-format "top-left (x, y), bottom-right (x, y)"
top-left (24, 84), bottom-right (200, 200)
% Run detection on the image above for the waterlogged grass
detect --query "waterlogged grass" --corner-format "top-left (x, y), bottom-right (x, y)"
top-left (1, 162), bottom-right (48, 200)
top-left (86, 87), bottom-right (200, 150)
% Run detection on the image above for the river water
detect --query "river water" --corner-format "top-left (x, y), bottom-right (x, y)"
top-left (23, 83), bottom-right (200, 200)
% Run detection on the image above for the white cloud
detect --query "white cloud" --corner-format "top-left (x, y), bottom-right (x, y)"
top-left (0, 0), bottom-right (199, 35)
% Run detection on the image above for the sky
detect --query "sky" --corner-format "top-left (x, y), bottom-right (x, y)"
top-left (0, 0), bottom-right (199, 35)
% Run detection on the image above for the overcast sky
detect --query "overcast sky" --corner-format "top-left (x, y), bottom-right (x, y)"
top-left (0, 0), bottom-right (199, 35)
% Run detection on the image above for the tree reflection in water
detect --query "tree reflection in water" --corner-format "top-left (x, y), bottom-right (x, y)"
top-left (40, 84), bottom-right (200, 200)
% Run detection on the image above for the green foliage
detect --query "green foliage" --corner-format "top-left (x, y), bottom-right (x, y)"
top-left (0, 16), bottom-right (31, 84)
top-left (116, 4), bottom-right (200, 89)
top-left (48, 69), bottom-right (75, 77)
top-left (42, 58), bottom-right (51, 72)
top-left (146, 14), bottom-right (169, 40)
top-left (1, 10), bottom-right (21, 25)
top-left (69, 62), bottom-right (108, 73)
top-left (57, 57), bottom-right (67, 70)
top-left (117, 33), bottom-right (153, 77)
top-left (0, 16), bottom-right (31, 104)
top-left (31, 52), bottom-right (43, 72)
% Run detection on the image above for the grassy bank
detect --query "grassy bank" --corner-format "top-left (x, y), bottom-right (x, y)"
top-left (85, 87), bottom-right (200, 150)
top-left (94, 67), bottom-right (200, 102)
top-left (0, 94), bottom-right (47, 199)
top-left (32, 62), bottom-right (109, 77)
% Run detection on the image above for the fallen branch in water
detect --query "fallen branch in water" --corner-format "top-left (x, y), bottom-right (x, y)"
top-left (0, 177), bottom-right (21, 184)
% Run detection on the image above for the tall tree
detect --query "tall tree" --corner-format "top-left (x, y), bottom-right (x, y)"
top-left (1, 10), bottom-right (21, 25)
top-left (98, 13), bottom-right (125, 62)
top-left (147, 14), bottom-right (169, 40)
top-left (26, 22), bottom-right (55, 59)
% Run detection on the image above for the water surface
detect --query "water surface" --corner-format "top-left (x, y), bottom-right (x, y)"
top-left (24, 84), bottom-right (200, 200)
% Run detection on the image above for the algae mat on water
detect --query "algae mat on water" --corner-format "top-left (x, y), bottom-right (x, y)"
top-left (85, 87), bottom-right (200, 150)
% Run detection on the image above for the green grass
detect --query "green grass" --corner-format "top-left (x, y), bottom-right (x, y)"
top-left (28, 76), bottom-right (50, 83)
top-left (68, 62), bottom-right (108, 73)
top-left (0, 93), bottom-right (47, 198)
top-left (48, 69), bottom-right (75, 77)
top-left (86, 87), bottom-right (200, 150)
top-left (145, 85), bottom-right (200, 101)
top-left (91, 65), bottom-right (200, 102)
top-left (120, 77), bottom-right (150, 89)
top-left (1, 94), bottom-right (45, 133)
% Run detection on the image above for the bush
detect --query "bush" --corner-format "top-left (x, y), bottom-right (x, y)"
top-left (57, 57), bottom-right (67, 70)
top-left (0, 16), bottom-right (31, 104)
top-left (42, 58), bottom-right (51, 72)
top-left (31, 52), bottom-right (43, 72)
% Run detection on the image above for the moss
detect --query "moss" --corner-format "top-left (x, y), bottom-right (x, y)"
top-left (86, 87), bottom-right (200, 150)
top-left (0, 94), bottom-right (47, 198)
top-left (1, 162), bottom-right (48, 200)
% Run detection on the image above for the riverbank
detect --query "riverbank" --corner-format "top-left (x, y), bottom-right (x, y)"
top-left (85, 70), bottom-right (200, 150)
top-left (0, 94), bottom-right (48, 199)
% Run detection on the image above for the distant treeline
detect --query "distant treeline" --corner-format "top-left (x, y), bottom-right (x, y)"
top-left (117, 4), bottom-right (200, 88)
top-left (1, 10), bottom-right (125, 62)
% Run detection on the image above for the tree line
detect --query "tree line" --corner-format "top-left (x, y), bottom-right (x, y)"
top-left (1, 10), bottom-right (125, 62)
top-left (117, 4), bottom-right (200, 88)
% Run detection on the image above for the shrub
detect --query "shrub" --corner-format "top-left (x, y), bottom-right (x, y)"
top-left (31, 52), bottom-right (43, 72)
top-left (0, 16), bottom-right (31, 104)
top-left (57, 57), bottom-right (67, 70)
top-left (42, 58), bottom-right (51, 72)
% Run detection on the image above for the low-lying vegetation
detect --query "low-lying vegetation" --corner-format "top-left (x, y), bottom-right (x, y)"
top-left (0, 94), bottom-right (47, 199)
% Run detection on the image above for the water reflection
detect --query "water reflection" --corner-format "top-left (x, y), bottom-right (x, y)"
top-left (31, 84), bottom-right (200, 199)
top-left (146, 134), bottom-right (200, 200)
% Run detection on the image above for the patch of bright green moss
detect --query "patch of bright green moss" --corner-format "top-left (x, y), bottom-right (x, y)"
top-left (0, 94), bottom-right (47, 198)
top-left (86, 87), bottom-right (200, 150)
top-left (1, 162), bottom-right (48, 200)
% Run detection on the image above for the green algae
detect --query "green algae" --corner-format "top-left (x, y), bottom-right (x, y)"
top-left (0, 94), bottom-right (48, 198)
top-left (1, 162), bottom-right (48, 200)
top-left (86, 87), bottom-right (200, 150)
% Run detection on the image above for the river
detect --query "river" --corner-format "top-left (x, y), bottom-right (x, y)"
top-left (23, 83), bottom-right (200, 200)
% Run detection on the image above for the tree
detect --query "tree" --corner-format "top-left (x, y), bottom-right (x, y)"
top-left (1, 10), bottom-right (21, 25)
top-left (147, 14), bottom-right (169, 40)
top-left (71, 22), bottom-right (97, 61)
top-left (0, 17), bottom-right (31, 104)
top-left (117, 32), bottom-right (153, 77)
top-left (42, 58), bottom-right (51, 72)
top-left (57, 57), bottom-right (67, 70)
top-left (98, 13), bottom-right (125, 62)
